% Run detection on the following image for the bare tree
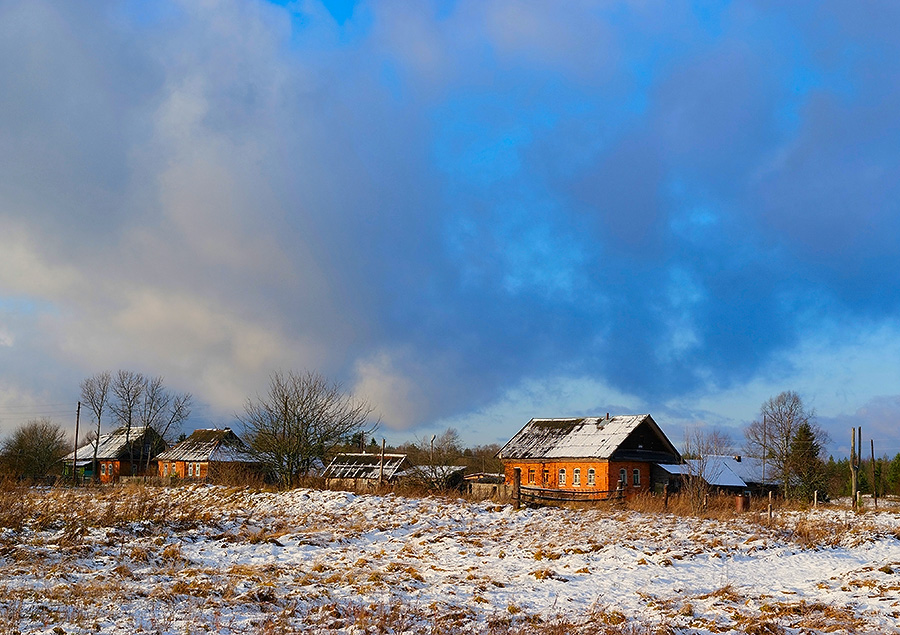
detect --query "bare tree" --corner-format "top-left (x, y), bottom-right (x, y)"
top-left (400, 427), bottom-right (465, 490)
top-left (682, 426), bottom-right (733, 512)
top-left (109, 370), bottom-right (147, 471)
top-left (136, 375), bottom-right (192, 471)
top-left (0, 418), bottom-right (69, 479)
top-left (105, 370), bottom-right (192, 473)
top-left (239, 370), bottom-right (378, 488)
top-left (744, 391), bottom-right (824, 499)
top-left (81, 371), bottom-right (111, 483)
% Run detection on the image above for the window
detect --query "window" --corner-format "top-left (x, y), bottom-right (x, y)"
top-left (542, 470), bottom-right (550, 486)
top-left (100, 463), bottom-right (106, 476)
top-left (528, 469), bottom-right (536, 484)
top-left (633, 469), bottom-right (640, 487)
top-left (558, 468), bottom-right (566, 486)
top-left (188, 463), bottom-right (193, 477)
top-left (195, 463), bottom-right (201, 477)
top-left (163, 463), bottom-right (168, 477)
top-left (619, 468), bottom-right (626, 486)
top-left (573, 468), bottom-right (581, 486)
top-left (587, 468), bottom-right (595, 486)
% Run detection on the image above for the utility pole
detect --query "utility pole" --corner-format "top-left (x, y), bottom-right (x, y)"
top-left (430, 434), bottom-right (436, 466)
top-left (378, 438), bottom-right (385, 485)
top-left (850, 426), bottom-right (860, 510)
top-left (871, 438), bottom-right (877, 509)
top-left (73, 401), bottom-right (81, 486)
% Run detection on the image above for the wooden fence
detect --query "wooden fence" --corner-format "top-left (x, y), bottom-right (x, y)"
top-left (518, 484), bottom-right (624, 506)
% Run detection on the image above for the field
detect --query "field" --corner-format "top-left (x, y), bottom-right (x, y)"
top-left (1, 484), bottom-right (899, 634)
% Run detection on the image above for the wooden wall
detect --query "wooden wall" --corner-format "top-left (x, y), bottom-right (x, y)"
top-left (503, 460), bottom-right (651, 496)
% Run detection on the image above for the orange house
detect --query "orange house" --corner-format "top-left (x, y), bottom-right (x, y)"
top-left (63, 426), bottom-right (166, 484)
top-left (498, 414), bottom-right (681, 501)
top-left (156, 428), bottom-right (257, 481)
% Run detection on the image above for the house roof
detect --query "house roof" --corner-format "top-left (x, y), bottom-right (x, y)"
top-left (155, 428), bottom-right (254, 463)
top-left (322, 453), bottom-right (409, 480)
top-left (497, 414), bottom-right (680, 462)
top-left (63, 426), bottom-right (160, 462)
top-left (661, 458), bottom-right (747, 488)
top-left (658, 455), bottom-right (780, 488)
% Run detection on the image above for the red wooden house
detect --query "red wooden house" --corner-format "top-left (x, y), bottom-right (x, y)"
top-left (63, 426), bottom-right (166, 483)
top-left (156, 428), bottom-right (257, 481)
top-left (498, 414), bottom-right (681, 501)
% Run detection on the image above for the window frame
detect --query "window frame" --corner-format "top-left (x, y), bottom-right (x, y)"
top-left (573, 468), bottom-right (581, 486)
top-left (558, 468), bottom-right (566, 486)
top-left (587, 468), bottom-right (595, 486)
top-left (633, 468), bottom-right (641, 487)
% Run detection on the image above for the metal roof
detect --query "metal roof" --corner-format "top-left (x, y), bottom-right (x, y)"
top-left (498, 414), bottom-right (673, 460)
top-left (155, 428), bottom-right (254, 463)
top-left (63, 426), bottom-right (159, 462)
top-left (322, 453), bottom-right (410, 480)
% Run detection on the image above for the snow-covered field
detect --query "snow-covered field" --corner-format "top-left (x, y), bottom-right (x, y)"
top-left (1, 485), bottom-right (899, 634)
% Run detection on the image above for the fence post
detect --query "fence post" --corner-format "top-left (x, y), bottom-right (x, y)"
top-left (513, 467), bottom-right (521, 509)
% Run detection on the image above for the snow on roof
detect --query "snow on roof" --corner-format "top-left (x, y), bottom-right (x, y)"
top-left (498, 414), bottom-right (662, 460)
top-left (63, 426), bottom-right (158, 462)
top-left (659, 456), bottom-right (781, 488)
top-left (724, 455), bottom-right (781, 485)
top-left (323, 453), bottom-right (410, 480)
top-left (661, 458), bottom-right (747, 488)
top-left (156, 428), bottom-right (254, 463)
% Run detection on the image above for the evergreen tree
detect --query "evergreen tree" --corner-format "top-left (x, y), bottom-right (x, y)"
top-left (788, 421), bottom-right (825, 501)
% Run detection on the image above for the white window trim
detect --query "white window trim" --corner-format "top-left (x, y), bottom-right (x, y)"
top-left (558, 468), bottom-right (566, 486)
top-left (573, 468), bottom-right (581, 486)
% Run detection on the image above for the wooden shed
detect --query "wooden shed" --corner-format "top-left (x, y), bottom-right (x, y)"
top-left (497, 414), bottom-right (681, 502)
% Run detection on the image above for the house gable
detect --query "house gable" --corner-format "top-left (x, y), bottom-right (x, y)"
top-left (609, 417), bottom-right (681, 464)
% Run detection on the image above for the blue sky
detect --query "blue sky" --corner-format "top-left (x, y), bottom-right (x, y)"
top-left (1, 0), bottom-right (900, 456)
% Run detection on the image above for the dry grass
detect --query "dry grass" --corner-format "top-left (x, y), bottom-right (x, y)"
top-left (0, 481), bottom-right (893, 635)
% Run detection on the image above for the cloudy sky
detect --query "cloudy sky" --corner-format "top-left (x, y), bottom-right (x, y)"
top-left (2, 0), bottom-right (900, 455)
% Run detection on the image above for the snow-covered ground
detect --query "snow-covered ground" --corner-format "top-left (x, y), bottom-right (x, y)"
top-left (1, 485), bottom-right (899, 634)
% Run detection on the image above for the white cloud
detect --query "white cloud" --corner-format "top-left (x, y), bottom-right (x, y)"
top-left (352, 349), bottom-right (428, 431)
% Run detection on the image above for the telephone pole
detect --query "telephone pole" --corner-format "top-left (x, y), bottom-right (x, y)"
top-left (72, 401), bottom-right (81, 486)
top-left (850, 426), bottom-right (860, 509)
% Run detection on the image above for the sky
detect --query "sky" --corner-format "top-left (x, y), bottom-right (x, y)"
top-left (2, 0), bottom-right (900, 456)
